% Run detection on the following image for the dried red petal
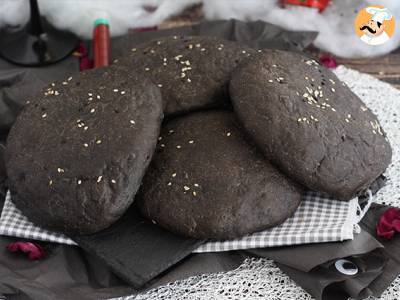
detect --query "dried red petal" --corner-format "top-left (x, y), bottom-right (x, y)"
top-left (376, 208), bottom-right (400, 240)
top-left (377, 223), bottom-right (395, 239)
top-left (320, 54), bottom-right (338, 69)
top-left (393, 219), bottom-right (400, 231)
top-left (6, 241), bottom-right (45, 260)
top-left (75, 42), bottom-right (93, 71)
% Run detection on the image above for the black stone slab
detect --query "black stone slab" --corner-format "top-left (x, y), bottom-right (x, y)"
top-left (73, 206), bottom-right (205, 289)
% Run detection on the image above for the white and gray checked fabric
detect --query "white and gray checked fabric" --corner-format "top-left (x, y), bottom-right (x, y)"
top-left (0, 190), bottom-right (363, 251)
top-left (194, 191), bottom-right (360, 252)
top-left (0, 191), bottom-right (77, 246)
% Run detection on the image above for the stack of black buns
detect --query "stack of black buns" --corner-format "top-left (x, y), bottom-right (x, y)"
top-left (5, 36), bottom-right (392, 239)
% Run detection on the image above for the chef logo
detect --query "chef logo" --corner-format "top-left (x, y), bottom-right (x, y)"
top-left (355, 6), bottom-right (395, 46)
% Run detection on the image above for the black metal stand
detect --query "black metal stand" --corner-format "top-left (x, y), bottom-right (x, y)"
top-left (0, 0), bottom-right (79, 67)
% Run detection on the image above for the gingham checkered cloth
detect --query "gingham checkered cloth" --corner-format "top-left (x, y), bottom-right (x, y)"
top-left (194, 192), bottom-right (361, 252)
top-left (0, 191), bottom-right (77, 246)
top-left (0, 190), bottom-right (365, 251)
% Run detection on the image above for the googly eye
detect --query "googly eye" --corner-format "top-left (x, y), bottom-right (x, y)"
top-left (334, 259), bottom-right (359, 276)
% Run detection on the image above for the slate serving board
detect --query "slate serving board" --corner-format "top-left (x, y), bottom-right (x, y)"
top-left (73, 206), bottom-right (205, 289)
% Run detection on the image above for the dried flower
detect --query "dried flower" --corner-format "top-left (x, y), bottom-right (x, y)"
top-left (377, 208), bottom-right (400, 239)
top-left (320, 54), bottom-right (338, 69)
top-left (7, 241), bottom-right (45, 260)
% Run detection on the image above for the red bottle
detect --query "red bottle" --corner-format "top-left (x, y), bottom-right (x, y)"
top-left (281, 0), bottom-right (331, 12)
top-left (93, 18), bottom-right (111, 68)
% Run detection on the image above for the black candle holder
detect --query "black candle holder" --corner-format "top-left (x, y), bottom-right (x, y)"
top-left (0, 0), bottom-right (79, 67)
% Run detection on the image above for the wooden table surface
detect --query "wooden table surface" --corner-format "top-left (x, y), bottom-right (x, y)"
top-left (161, 4), bottom-right (400, 90)
top-left (336, 48), bottom-right (400, 90)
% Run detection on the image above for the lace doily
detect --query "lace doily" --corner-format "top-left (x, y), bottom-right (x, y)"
top-left (131, 258), bottom-right (313, 300)
top-left (335, 67), bottom-right (400, 209)
top-left (118, 66), bottom-right (400, 300)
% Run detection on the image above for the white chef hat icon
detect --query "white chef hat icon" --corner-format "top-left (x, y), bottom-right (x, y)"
top-left (366, 7), bottom-right (393, 24)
